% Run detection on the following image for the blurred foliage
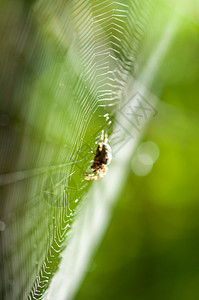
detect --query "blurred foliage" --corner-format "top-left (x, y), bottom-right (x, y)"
top-left (1, 0), bottom-right (198, 298)
top-left (76, 5), bottom-right (199, 300)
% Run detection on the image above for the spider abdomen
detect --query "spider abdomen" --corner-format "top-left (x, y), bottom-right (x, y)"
top-left (85, 130), bottom-right (112, 181)
top-left (91, 143), bottom-right (112, 170)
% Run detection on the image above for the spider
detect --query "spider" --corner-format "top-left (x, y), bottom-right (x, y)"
top-left (85, 130), bottom-right (112, 181)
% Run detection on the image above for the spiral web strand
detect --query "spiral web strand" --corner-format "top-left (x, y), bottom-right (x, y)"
top-left (0, 0), bottom-right (152, 299)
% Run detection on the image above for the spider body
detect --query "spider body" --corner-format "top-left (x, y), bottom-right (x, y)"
top-left (85, 131), bottom-right (112, 181)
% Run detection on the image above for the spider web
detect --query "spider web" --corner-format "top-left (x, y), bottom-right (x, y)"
top-left (0, 0), bottom-right (153, 299)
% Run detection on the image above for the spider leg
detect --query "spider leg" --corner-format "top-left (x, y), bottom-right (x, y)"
top-left (85, 169), bottom-right (99, 181)
top-left (96, 174), bottom-right (101, 180)
top-left (85, 174), bottom-right (94, 181)
top-left (98, 130), bottom-right (104, 152)
top-left (105, 132), bottom-right (108, 144)
top-left (101, 130), bottom-right (104, 143)
top-left (85, 173), bottom-right (99, 181)
top-left (84, 172), bottom-right (90, 176)
top-left (102, 165), bottom-right (108, 175)
top-left (84, 168), bottom-right (96, 176)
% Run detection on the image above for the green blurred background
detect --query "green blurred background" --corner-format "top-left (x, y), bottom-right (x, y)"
top-left (0, 0), bottom-right (199, 299)
top-left (76, 9), bottom-right (199, 300)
